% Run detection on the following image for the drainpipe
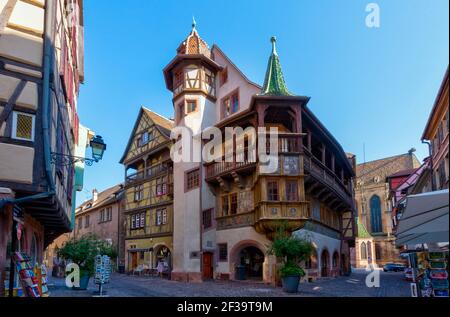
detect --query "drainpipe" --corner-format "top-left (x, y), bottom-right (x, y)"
top-left (421, 140), bottom-right (435, 191)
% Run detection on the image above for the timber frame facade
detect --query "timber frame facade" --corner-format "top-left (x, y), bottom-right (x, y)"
top-left (120, 107), bottom-right (174, 272)
top-left (158, 24), bottom-right (356, 284)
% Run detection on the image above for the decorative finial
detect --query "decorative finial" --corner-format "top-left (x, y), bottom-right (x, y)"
top-left (192, 16), bottom-right (197, 30)
top-left (271, 36), bottom-right (277, 55)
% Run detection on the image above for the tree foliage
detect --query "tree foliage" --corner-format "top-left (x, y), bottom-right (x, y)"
top-left (57, 234), bottom-right (117, 277)
top-left (268, 226), bottom-right (314, 278)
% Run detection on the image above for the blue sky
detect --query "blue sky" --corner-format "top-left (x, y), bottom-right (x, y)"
top-left (76, 0), bottom-right (449, 204)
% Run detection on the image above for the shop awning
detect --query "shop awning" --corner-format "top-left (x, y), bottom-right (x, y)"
top-left (396, 189), bottom-right (449, 246)
top-left (128, 248), bottom-right (153, 253)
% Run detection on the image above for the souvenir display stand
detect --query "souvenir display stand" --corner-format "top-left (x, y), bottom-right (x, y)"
top-left (93, 255), bottom-right (111, 297)
top-left (34, 264), bottom-right (49, 297)
top-left (412, 251), bottom-right (449, 297)
top-left (13, 252), bottom-right (41, 297)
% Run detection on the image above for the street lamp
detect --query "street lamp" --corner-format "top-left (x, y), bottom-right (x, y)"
top-left (90, 135), bottom-right (107, 162)
top-left (51, 135), bottom-right (107, 167)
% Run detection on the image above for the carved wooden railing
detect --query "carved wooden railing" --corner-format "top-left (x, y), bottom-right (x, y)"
top-left (126, 163), bottom-right (171, 185)
top-left (302, 148), bottom-right (353, 207)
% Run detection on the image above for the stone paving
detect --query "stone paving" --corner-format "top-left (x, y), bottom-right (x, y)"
top-left (48, 269), bottom-right (410, 297)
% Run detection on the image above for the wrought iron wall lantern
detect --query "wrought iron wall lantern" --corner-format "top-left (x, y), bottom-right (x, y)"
top-left (51, 135), bottom-right (107, 167)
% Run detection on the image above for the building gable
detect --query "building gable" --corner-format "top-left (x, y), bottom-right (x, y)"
top-left (120, 107), bottom-right (173, 165)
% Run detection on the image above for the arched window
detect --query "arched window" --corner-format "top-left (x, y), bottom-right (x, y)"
top-left (370, 195), bottom-right (383, 233)
top-left (360, 242), bottom-right (367, 260)
top-left (332, 252), bottom-right (339, 268)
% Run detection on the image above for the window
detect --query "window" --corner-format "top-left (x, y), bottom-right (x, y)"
top-left (85, 215), bottom-right (90, 228)
top-left (186, 168), bottom-right (200, 191)
top-left (140, 251), bottom-right (145, 260)
top-left (286, 180), bottom-right (298, 201)
top-left (202, 209), bottom-right (212, 229)
top-left (12, 111), bottom-right (35, 141)
top-left (205, 73), bottom-right (214, 86)
top-left (267, 180), bottom-right (279, 201)
top-left (222, 92), bottom-right (239, 118)
top-left (140, 131), bottom-right (150, 146)
top-left (230, 193), bottom-right (238, 215)
top-left (218, 244), bottom-right (228, 261)
top-left (370, 195), bottom-right (383, 233)
top-left (107, 207), bottom-right (113, 221)
top-left (186, 100), bottom-right (197, 114)
top-left (156, 177), bottom-right (167, 196)
top-left (220, 68), bottom-right (228, 86)
top-left (78, 217), bottom-right (82, 232)
top-left (360, 242), bottom-right (367, 260)
top-left (131, 212), bottom-right (146, 229)
top-left (222, 196), bottom-right (229, 216)
top-left (134, 185), bottom-right (144, 201)
top-left (156, 208), bottom-right (167, 226)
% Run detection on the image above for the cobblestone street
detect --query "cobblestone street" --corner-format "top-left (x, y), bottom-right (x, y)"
top-left (48, 269), bottom-right (410, 297)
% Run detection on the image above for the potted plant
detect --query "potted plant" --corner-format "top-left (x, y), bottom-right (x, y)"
top-left (58, 234), bottom-right (117, 290)
top-left (269, 228), bottom-right (313, 293)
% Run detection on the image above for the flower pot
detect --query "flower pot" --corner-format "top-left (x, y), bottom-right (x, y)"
top-left (73, 273), bottom-right (90, 290)
top-left (282, 275), bottom-right (300, 293)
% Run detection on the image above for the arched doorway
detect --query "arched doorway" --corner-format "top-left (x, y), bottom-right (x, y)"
top-left (238, 246), bottom-right (264, 280)
top-left (154, 245), bottom-right (172, 271)
top-left (321, 249), bottom-right (330, 277)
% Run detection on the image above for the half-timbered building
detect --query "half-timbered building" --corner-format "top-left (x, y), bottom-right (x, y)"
top-left (120, 107), bottom-right (174, 273)
top-left (162, 23), bottom-right (357, 284)
top-left (0, 0), bottom-right (89, 295)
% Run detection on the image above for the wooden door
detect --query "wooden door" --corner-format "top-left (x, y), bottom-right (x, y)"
top-left (202, 252), bottom-right (213, 280)
top-left (131, 252), bottom-right (138, 269)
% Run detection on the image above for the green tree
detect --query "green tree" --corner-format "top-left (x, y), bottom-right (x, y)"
top-left (57, 234), bottom-right (117, 277)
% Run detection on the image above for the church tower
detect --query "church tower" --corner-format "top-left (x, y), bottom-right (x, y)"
top-left (163, 20), bottom-right (222, 282)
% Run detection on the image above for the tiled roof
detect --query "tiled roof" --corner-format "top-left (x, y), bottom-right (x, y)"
top-left (260, 37), bottom-right (292, 96)
top-left (142, 107), bottom-right (174, 137)
top-left (76, 183), bottom-right (123, 214)
top-left (357, 218), bottom-right (372, 238)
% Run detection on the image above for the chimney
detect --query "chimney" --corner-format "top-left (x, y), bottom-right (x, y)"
top-left (92, 189), bottom-right (98, 203)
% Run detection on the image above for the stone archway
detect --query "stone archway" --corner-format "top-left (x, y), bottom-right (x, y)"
top-left (153, 244), bottom-right (172, 270)
top-left (321, 249), bottom-right (330, 277)
top-left (230, 240), bottom-right (269, 283)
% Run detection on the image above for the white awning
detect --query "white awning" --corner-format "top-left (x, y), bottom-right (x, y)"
top-left (396, 189), bottom-right (449, 246)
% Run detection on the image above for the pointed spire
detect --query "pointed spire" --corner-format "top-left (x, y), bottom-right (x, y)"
top-left (261, 36), bottom-right (292, 96)
top-left (192, 16), bottom-right (197, 31)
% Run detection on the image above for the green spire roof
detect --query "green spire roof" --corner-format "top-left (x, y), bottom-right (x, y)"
top-left (261, 36), bottom-right (293, 96)
top-left (356, 218), bottom-right (372, 238)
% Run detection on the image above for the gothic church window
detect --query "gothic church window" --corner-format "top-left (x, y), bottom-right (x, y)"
top-left (370, 195), bottom-right (383, 233)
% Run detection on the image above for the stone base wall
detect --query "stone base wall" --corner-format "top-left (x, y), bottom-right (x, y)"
top-left (171, 271), bottom-right (202, 283)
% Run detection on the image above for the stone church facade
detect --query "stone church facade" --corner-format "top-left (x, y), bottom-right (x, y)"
top-left (352, 151), bottom-right (420, 267)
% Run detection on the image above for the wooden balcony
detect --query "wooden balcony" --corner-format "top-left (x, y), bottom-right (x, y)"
top-left (216, 211), bottom-right (255, 230)
top-left (126, 163), bottom-right (171, 185)
top-left (205, 134), bottom-right (303, 181)
top-left (254, 201), bottom-right (310, 237)
top-left (205, 149), bottom-right (257, 180)
top-left (302, 148), bottom-right (353, 209)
